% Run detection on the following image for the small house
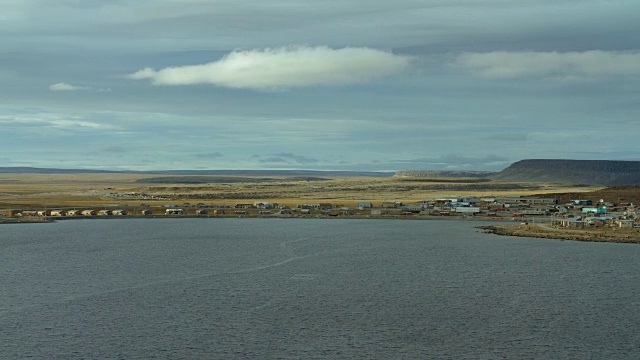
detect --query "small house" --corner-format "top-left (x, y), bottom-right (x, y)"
top-left (254, 202), bottom-right (274, 209)
top-left (166, 209), bottom-right (184, 215)
top-left (436, 198), bottom-right (460, 204)
top-left (460, 197), bottom-right (480, 205)
top-left (582, 207), bottom-right (607, 215)
top-left (554, 218), bottom-right (586, 228)
top-left (402, 205), bottom-right (423, 213)
top-left (113, 210), bottom-right (127, 216)
top-left (495, 196), bottom-right (558, 206)
top-left (0, 209), bottom-right (20, 217)
top-left (454, 207), bottom-right (481, 214)
top-left (618, 220), bottom-right (634, 228)
top-left (372, 208), bottom-right (402, 216)
top-left (571, 199), bottom-right (593, 206)
top-left (235, 203), bottom-right (253, 209)
top-left (297, 204), bottom-right (320, 209)
top-left (98, 210), bottom-right (112, 216)
top-left (82, 210), bottom-right (97, 216)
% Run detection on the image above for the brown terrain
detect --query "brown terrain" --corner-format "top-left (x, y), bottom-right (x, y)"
top-left (479, 224), bottom-right (640, 243)
top-left (0, 172), bottom-right (593, 211)
top-left (3, 173), bottom-right (640, 245)
top-left (530, 186), bottom-right (640, 205)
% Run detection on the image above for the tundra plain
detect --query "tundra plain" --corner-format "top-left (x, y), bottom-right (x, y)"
top-left (0, 172), bottom-right (597, 211)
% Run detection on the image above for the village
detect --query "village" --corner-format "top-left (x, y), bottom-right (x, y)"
top-left (1, 195), bottom-right (638, 228)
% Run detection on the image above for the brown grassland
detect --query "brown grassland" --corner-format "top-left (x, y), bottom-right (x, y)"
top-left (480, 224), bottom-right (640, 243)
top-left (5, 173), bottom-right (640, 242)
top-left (0, 173), bottom-right (598, 210)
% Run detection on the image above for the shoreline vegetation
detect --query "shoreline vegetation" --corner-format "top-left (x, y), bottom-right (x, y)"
top-left (479, 224), bottom-right (640, 243)
top-left (0, 217), bottom-right (52, 224)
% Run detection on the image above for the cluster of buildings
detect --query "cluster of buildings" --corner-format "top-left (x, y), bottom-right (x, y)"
top-left (0, 209), bottom-right (129, 217)
top-left (550, 199), bottom-right (638, 228)
top-left (421, 196), bottom-right (638, 227)
top-left (155, 197), bottom-right (637, 222)
top-left (1, 196), bottom-right (637, 226)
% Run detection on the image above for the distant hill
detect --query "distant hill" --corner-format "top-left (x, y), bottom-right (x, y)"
top-left (394, 170), bottom-right (496, 178)
top-left (148, 170), bottom-right (393, 178)
top-left (0, 167), bottom-right (119, 174)
top-left (137, 176), bottom-right (331, 184)
top-left (490, 159), bottom-right (640, 185)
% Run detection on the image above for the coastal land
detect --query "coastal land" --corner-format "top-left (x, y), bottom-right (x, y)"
top-left (479, 224), bottom-right (640, 243)
top-left (2, 167), bottom-right (640, 244)
top-left (0, 171), bottom-right (589, 212)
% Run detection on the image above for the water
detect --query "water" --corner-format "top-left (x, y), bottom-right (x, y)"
top-left (1, 218), bottom-right (640, 359)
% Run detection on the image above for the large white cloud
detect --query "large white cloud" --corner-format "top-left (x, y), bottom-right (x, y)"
top-left (456, 51), bottom-right (640, 79)
top-left (127, 46), bottom-right (413, 89)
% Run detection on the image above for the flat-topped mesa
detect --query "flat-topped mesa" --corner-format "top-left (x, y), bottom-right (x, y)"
top-left (394, 170), bottom-right (495, 178)
top-left (490, 159), bottom-right (640, 185)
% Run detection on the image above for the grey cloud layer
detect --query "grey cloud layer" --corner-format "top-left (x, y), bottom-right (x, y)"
top-left (457, 51), bottom-right (640, 79)
top-left (2, 0), bottom-right (640, 171)
top-left (5, 0), bottom-right (636, 52)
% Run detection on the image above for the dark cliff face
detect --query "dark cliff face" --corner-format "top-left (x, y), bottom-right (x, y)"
top-left (490, 159), bottom-right (640, 185)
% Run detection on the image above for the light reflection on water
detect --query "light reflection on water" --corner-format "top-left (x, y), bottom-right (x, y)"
top-left (1, 218), bottom-right (639, 359)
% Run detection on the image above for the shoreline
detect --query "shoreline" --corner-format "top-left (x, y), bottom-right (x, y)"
top-left (478, 224), bottom-right (640, 244)
top-left (5, 216), bottom-right (640, 244)
top-left (1, 214), bottom-right (494, 224)
top-left (0, 217), bottom-right (52, 224)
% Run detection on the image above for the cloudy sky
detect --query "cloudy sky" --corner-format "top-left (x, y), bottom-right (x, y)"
top-left (2, 0), bottom-right (639, 171)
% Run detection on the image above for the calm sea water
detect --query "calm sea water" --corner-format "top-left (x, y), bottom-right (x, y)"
top-left (1, 218), bottom-right (640, 359)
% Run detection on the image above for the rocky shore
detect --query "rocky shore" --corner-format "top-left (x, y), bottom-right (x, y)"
top-left (479, 224), bottom-right (640, 243)
top-left (0, 217), bottom-right (52, 224)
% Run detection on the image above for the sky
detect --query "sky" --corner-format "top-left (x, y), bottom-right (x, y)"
top-left (1, 0), bottom-right (639, 172)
